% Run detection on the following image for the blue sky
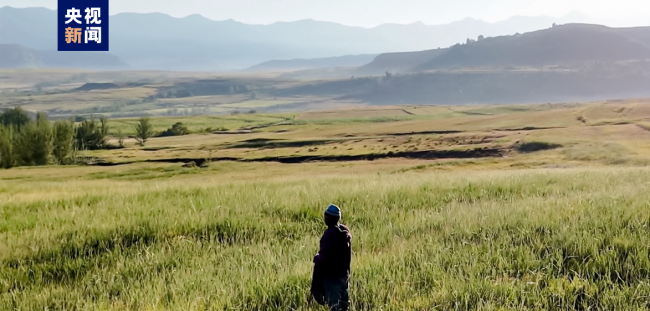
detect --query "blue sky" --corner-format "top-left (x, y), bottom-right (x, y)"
top-left (1, 0), bottom-right (648, 27)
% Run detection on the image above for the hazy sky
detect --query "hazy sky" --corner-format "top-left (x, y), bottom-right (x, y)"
top-left (1, 0), bottom-right (648, 27)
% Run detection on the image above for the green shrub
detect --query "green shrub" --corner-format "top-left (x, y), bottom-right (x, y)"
top-left (11, 112), bottom-right (52, 166)
top-left (134, 117), bottom-right (154, 146)
top-left (52, 120), bottom-right (75, 164)
top-left (75, 116), bottom-right (109, 150)
top-left (0, 106), bottom-right (32, 129)
top-left (1, 112), bottom-right (83, 168)
top-left (157, 122), bottom-right (189, 137)
top-left (0, 124), bottom-right (14, 168)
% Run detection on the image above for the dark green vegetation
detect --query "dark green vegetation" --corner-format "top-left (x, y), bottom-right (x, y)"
top-left (74, 117), bottom-right (109, 150)
top-left (0, 109), bottom-right (202, 168)
top-left (2, 166), bottom-right (650, 310)
top-left (0, 108), bottom-right (54, 168)
top-left (134, 117), bottom-right (155, 146)
top-left (157, 122), bottom-right (190, 137)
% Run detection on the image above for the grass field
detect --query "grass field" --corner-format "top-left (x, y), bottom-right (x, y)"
top-left (79, 99), bottom-right (650, 165)
top-left (0, 69), bottom-right (305, 118)
top-left (3, 163), bottom-right (650, 310)
top-left (109, 114), bottom-right (294, 135)
top-left (3, 98), bottom-right (650, 310)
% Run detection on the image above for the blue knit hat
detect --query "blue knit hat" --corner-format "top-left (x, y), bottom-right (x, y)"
top-left (324, 204), bottom-right (341, 218)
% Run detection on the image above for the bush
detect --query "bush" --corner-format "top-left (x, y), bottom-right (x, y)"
top-left (0, 111), bottom-right (100, 169)
top-left (11, 112), bottom-right (52, 166)
top-left (134, 117), bottom-right (154, 146)
top-left (0, 124), bottom-right (14, 168)
top-left (0, 107), bottom-right (32, 129)
top-left (52, 120), bottom-right (75, 164)
top-left (157, 122), bottom-right (190, 137)
top-left (75, 116), bottom-right (109, 150)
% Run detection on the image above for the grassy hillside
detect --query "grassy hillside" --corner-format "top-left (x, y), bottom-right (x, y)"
top-left (3, 161), bottom-right (650, 309)
top-left (4, 100), bottom-right (650, 309)
top-left (60, 99), bottom-right (650, 168)
top-left (418, 24), bottom-right (650, 70)
top-left (356, 49), bottom-right (448, 74)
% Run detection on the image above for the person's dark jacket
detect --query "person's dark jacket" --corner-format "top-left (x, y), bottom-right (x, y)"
top-left (313, 224), bottom-right (352, 277)
top-left (311, 224), bottom-right (352, 305)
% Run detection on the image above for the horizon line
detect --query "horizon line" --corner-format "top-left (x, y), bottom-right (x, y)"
top-left (0, 5), bottom-right (635, 29)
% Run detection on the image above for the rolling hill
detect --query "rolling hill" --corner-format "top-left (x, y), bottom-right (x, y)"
top-left (357, 24), bottom-right (650, 74)
top-left (417, 24), bottom-right (650, 70)
top-left (356, 49), bottom-right (449, 74)
top-left (246, 54), bottom-right (377, 72)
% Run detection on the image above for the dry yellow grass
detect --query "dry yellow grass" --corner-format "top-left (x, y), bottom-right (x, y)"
top-left (73, 100), bottom-right (650, 170)
top-left (577, 99), bottom-right (650, 124)
top-left (298, 106), bottom-right (416, 120)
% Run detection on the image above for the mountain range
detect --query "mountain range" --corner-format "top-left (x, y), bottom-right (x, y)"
top-left (0, 6), bottom-right (625, 70)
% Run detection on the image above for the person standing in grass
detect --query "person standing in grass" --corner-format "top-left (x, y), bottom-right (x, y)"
top-left (311, 204), bottom-right (352, 311)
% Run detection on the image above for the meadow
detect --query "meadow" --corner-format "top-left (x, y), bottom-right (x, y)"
top-left (3, 162), bottom-right (650, 310)
top-left (3, 98), bottom-right (650, 310)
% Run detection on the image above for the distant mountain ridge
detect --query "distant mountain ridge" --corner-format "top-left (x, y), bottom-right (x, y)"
top-left (0, 6), bottom-right (616, 70)
top-left (418, 24), bottom-right (650, 70)
top-left (356, 24), bottom-right (650, 74)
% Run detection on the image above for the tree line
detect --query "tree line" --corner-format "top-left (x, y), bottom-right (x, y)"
top-left (0, 107), bottom-right (188, 169)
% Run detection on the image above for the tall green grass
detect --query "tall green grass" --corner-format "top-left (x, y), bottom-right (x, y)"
top-left (2, 166), bottom-right (650, 310)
